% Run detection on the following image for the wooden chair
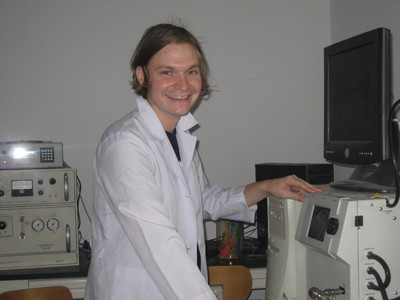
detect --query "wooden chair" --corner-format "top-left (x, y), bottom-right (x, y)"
top-left (0, 286), bottom-right (73, 300)
top-left (208, 265), bottom-right (252, 300)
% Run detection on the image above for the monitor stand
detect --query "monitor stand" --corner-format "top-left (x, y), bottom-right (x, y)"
top-left (331, 120), bottom-right (400, 193)
top-left (330, 160), bottom-right (396, 192)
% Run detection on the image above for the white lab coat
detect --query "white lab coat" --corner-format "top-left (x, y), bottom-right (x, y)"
top-left (84, 96), bottom-right (256, 300)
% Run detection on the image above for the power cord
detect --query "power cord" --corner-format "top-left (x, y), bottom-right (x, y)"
top-left (366, 252), bottom-right (391, 290)
top-left (387, 99), bottom-right (400, 208)
top-left (75, 173), bottom-right (92, 255)
top-left (366, 251), bottom-right (400, 300)
top-left (367, 267), bottom-right (389, 300)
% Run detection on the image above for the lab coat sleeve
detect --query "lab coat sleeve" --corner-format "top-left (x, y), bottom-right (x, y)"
top-left (95, 137), bottom-right (217, 300)
top-left (192, 151), bottom-right (257, 222)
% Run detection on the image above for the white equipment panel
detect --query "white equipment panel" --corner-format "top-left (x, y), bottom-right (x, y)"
top-left (0, 167), bottom-right (79, 270)
top-left (296, 187), bottom-right (400, 300)
top-left (266, 197), bottom-right (307, 300)
top-left (0, 168), bottom-right (76, 205)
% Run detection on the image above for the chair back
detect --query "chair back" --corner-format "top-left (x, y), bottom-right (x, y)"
top-left (208, 265), bottom-right (252, 300)
top-left (0, 286), bottom-right (73, 300)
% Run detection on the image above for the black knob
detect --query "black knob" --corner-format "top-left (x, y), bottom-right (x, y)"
top-left (0, 190), bottom-right (4, 197)
top-left (0, 221), bottom-right (6, 230)
top-left (326, 217), bottom-right (339, 235)
top-left (49, 178), bottom-right (56, 185)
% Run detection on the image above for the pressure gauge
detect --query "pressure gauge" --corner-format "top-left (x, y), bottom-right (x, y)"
top-left (32, 219), bottom-right (45, 232)
top-left (47, 218), bottom-right (60, 231)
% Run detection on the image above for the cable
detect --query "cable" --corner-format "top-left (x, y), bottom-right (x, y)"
top-left (367, 252), bottom-right (391, 289)
top-left (387, 99), bottom-right (400, 208)
top-left (76, 173), bottom-right (92, 253)
top-left (75, 174), bottom-right (92, 227)
top-left (366, 251), bottom-right (400, 300)
top-left (76, 175), bottom-right (82, 229)
top-left (76, 174), bottom-right (92, 223)
top-left (367, 267), bottom-right (389, 300)
top-left (243, 223), bottom-right (256, 237)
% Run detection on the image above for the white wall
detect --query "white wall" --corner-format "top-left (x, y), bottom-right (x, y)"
top-left (330, 0), bottom-right (400, 180)
top-left (0, 0), bottom-right (331, 241)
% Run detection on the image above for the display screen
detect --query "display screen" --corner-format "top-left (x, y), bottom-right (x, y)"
top-left (308, 205), bottom-right (330, 241)
top-left (11, 147), bottom-right (37, 159)
top-left (327, 42), bottom-right (378, 143)
top-left (324, 27), bottom-right (391, 166)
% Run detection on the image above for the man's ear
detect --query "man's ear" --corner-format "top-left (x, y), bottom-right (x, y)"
top-left (136, 66), bottom-right (145, 85)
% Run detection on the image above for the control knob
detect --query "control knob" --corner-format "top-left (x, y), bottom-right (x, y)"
top-left (326, 217), bottom-right (339, 235)
top-left (0, 221), bottom-right (6, 230)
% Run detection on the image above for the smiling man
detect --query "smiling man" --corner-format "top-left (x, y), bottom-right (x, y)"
top-left (84, 23), bottom-right (322, 300)
top-left (135, 42), bottom-right (202, 132)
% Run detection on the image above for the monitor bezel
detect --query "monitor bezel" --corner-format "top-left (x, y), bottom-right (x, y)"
top-left (324, 27), bottom-right (391, 165)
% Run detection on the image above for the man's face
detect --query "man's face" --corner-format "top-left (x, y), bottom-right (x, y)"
top-left (136, 43), bottom-right (202, 131)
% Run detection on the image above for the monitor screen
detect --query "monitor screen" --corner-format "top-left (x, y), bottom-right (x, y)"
top-left (324, 28), bottom-right (391, 165)
top-left (323, 28), bottom-right (395, 192)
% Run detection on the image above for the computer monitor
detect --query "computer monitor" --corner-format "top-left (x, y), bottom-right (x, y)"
top-left (323, 27), bottom-right (396, 192)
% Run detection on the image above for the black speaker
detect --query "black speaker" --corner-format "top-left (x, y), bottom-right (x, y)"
top-left (255, 163), bottom-right (334, 252)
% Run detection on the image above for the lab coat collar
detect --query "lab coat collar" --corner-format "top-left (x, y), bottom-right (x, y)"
top-left (136, 96), bottom-right (198, 139)
top-left (136, 95), bottom-right (198, 180)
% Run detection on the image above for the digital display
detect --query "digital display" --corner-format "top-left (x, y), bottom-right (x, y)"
top-left (308, 205), bottom-right (330, 241)
top-left (11, 147), bottom-right (37, 159)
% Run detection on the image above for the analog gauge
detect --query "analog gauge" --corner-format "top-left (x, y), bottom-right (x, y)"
top-left (32, 219), bottom-right (45, 232)
top-left (47, 218), bottom-right (60, 231)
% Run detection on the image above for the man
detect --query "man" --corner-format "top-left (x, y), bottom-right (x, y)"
top-left (84, 23), bottom-right (322, 300)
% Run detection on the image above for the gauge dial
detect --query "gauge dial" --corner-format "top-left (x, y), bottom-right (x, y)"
top-left (32, 219), bottom-right (45, 232)
top-left (47, 218), bottom-right (60, 231)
